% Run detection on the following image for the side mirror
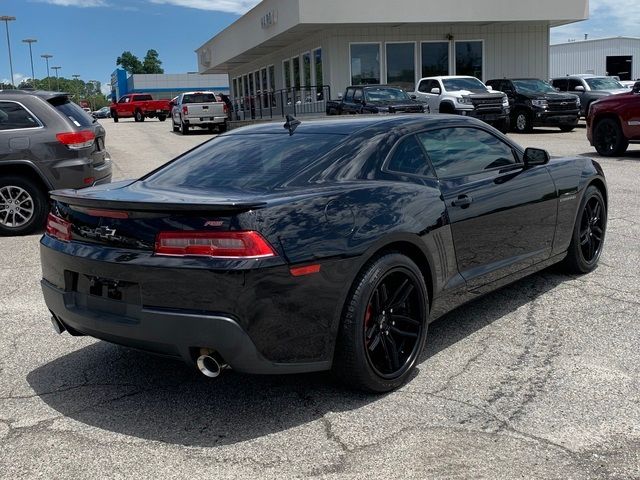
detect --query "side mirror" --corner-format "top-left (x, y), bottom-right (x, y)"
top-left (430, 87), bottom-right (441, 95)
top-left (337, 93), bottom-right (343, 100)
top-left (524, 147), bottom-right (550, 167)
top-left (574, 85), bottom-right (585, 92)
top-left (633, 81), bottom-right (640, 94)
top-left (486, 85), bottom-right (493, 91)
top-left (410, 94), bottom-right (417, 100)
top-left (354, 98), bottom-right (362, 104)
top-left (555, 87), bottom-right (561, 92)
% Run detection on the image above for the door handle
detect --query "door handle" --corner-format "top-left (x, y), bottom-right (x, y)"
top-left (451, 195), bottom-right (473, 208)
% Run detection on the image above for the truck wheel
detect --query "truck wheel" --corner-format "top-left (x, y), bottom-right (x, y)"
top-left (0, 176), bottom-right (48, 236)
top-left (513, 110), bottom-right (532, 133)
top-left (559, 125), bottom-right (575, 132)
top-left (439, 102), bottom-right (455, 114)
top-left (158, 115), bottom-right (167, 122)
top-left (112, 111), bottom-right (118, 123)
top-left (218, 122), bottom-right (227, 133)
top-left (593, 118), bottom-right (628, 157)
top-left (134, 110), bottom-right (144, 122)
top-left (181, 120), bottom-right (189, 135)
top-left (172, 118), bottom-right (179, 132)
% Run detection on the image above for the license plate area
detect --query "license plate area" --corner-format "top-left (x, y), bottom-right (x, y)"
top-left (71, 271), bottom-right (141, 303)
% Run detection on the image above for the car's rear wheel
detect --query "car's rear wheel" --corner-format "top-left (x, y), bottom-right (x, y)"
top-left (593, 118), bottom-right (628, 156)
top-left (112, 111), bottom-right (118, 123)
top-left (180, 118), bottom-right (189, 135)
top-left (158, 115), bottom-right (167, 122)
top-left (513, 110), bottom-right (532, 133)
top-left (562, 185), bottom-right (607, 274)
top-left (0, 176), bottom-right (47, 236)
top-left (559, 125), bottom-right (575, 132)
top-left (218, 122), bottom-right (227, 133)
top-left (334, 253), bottom-right (429, 392)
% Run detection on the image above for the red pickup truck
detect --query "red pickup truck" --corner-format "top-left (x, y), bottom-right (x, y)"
top-left (110, 94), bottom-right (171, 123)
top-left (587, 81), bottom-right (640, 156)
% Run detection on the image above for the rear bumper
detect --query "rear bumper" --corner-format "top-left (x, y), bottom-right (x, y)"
top-left (42, 280), bottom-right (328, 374)
top-left (184, 116), bottom-right (226, 126)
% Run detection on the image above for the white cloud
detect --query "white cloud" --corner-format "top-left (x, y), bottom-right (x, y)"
top-left (101, 82), bottom-right (113, 95)
top-left (1, 73), bottom-right (30, 86)
top-left (35, 0), bottom-right (108, 6)
top-left (149, 0), bottom-right (261, 14)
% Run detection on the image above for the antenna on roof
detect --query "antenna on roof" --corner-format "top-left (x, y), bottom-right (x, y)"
top-left (284, 114), bottom-right (301, 136)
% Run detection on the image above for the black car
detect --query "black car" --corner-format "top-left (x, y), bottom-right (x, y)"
top-left (40, 115), bottom-right (607, 392)
top-left (0, 90), bottom-right (112, 235)
top-left (327, 85), bottom-right (426, 115)
top-left (486, 78), bottom-right (580, 133)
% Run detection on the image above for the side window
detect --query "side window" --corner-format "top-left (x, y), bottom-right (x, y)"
top-left (353, 88), bottom-right (363, 102)
top-left (552, 79), bottom-right (567, 91)
top-left (418, 127), bottom-right (517, 177)
top-left (386, 135), bottom-right (434, 177)
top-left (0, 102), bottom-right (40, 130)
top-left (118, 96), bottom-right (129, 103)
top-left (418, 80), bottom-right (430, 93)
top-left (568, 79), bottom-right (583, 91)
top-left (344, 88), bottom-right (354, 102)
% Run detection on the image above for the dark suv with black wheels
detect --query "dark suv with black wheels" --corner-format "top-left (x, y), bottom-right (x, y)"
top-left (0, 90), bottom-right (111, 235)
top-left (486, 78), bottom-right (580, 133)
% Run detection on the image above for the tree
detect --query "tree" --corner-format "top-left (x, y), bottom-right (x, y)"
top-left (116, 51), bottom-right (143, 74)
top-left (142, 49), bottom-right (164, 74)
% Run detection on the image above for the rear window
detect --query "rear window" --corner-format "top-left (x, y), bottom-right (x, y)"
top-left (144, 133), bottom-right (345, 191)
top-left (183, 93), bottom-right (217, 104)
top-left (48, 97), bottom-right (94, 128)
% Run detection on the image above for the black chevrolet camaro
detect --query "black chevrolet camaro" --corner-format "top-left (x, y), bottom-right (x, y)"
top-left (40, 115), bottom-right (607, 392)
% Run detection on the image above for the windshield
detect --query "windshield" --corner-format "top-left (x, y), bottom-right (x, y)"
top-left (442, 77), bottom-right (487, 92)
top-left (585, 77), bottom-right (624, 90)
top-left (183, 93), bottom-right (217, 104)
top-left (144, 133), bottom-right (346, 192)
top-left (364, 87), bottom-right (410, 102)
top-left (512, 79), bottom-right (556, 94)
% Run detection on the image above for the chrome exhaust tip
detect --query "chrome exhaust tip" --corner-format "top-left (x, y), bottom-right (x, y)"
top-left (196, 354), bottom-right (226, 378)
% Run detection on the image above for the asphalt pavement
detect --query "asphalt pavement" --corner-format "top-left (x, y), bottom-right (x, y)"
top-left (1, 117), bottom-right (639, 479)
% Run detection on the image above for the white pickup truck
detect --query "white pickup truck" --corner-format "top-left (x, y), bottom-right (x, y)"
top-left (411, 76), bottom-right (510, 132)
top-left (171, 91), bottom-right (228, 135)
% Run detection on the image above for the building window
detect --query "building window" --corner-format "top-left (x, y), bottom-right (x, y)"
top-left (261, 68), bottom-right (268, 107)
top-left (303, 52), bottom-right (312, 87)
top-left (243, 74), bottom-right (249, 96)
top-left (268, 65), bottom-right (276, 106)
top-left (283, 59), bottom-right (292, 90)
top-left (386, 42), bottom-right (415, 91)
top-left (421, 42), bottom-right (449, 77)
top-left (314, 48), bottom-right (324, 100)
top-left (232, 78), bottom-right (238, 98)
top-left (351, 43), bottom-right (381, 85)
top-left (455, 41), bottom-right (483, 79)
top-left (249, 73), bottom-right (255, 97)
top-left (293, 56), bottom-right (301, 88)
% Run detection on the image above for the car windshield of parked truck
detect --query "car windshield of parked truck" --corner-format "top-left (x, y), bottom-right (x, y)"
top-left (512, 79), bottom-right (556, 94)
top-left (364, 87), bottom-right (410, 103)
top-left (183, 93), bottom-right (217, 104)
top-left (585, 78), bottom-right (624, 90)
top-left (144, 133), bottom-right (346, 192)
top-left (442, 77), bottom-right (486, 92)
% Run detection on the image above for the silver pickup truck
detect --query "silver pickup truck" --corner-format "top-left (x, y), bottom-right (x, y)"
top-left (171, 91), bottom-right (228, 135)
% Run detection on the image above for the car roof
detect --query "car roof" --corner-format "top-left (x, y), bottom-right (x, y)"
top-left (0, 89), bottom-right (70, 100)
top-left (226, 114), bottom-right (489, 136)
top-left (422, 76), bottom-right (477, 80)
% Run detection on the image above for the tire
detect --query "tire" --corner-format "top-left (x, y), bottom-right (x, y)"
top-left (593, 118), bottom-right (628, 157)
top-left (439, 102), bottom-right (455, 114)
top-left (333, 253), bottom-right (429, 393)
top-left (112, 111), bottom-right (118, 123)
top-left (561, 185), bottom-right (607, 274)
top-left (180, 119), bottom-right (189, 135)
top-left (559, 125), bottom-right (575, 132)
top-left (158, 115), bottom-right (167, 122)
top-left (513, 109), bottom-right (532, 133)
top-left (172, 119), bottom-right (179, 132)
top-left (0, 176), bottom-right (48, 236)
top-left (134, 110), bottom-right (144, 122)
top-left (218, 122), bottom-right (227, 133)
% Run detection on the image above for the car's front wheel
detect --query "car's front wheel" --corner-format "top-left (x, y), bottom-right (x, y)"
top-left (134, 110), bottom-right (145, 122)
top-left (593, 118), bottom-right (628, 156)
top-left (0, 176), bottom-right (47, 236)
top-left (513, 110), bottom-right (532, 133)
top-left (334, 253), bottom-right (429, 392)
top-left (562, 185), bottom-right (607, 274)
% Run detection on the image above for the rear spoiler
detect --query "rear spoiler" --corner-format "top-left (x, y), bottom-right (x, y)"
top-left (49, 192), bottom-right (267, 213)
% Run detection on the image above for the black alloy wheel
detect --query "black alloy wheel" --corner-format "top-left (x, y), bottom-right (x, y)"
top-left (562, 185), bottom-right (607, 273)
top-left (593, 118), bottom-right (629, 156)
top-left (334, 253), bottom-right (428, 392)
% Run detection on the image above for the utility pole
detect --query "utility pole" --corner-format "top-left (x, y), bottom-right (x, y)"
top-left (51, 66), bottom-right (61, 91)
top-left (22, 38), bottom-right (37, 87)
top-left (41, 54), bottom-right (53, 90)
top-left (72, 74), bottom-right (81, 102)
top-left (0, 16), bottom-right (16, 87)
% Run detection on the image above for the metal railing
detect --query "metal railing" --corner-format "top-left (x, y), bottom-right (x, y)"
top-left (231, 85), bottom-right (331, 121)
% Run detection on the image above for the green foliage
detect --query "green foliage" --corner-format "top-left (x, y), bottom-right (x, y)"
top-left (117, 49), bottom-right (164, 74)
top-left (15, 77), bottom-right (110, 110)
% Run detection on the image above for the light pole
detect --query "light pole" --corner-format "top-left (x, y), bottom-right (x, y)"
top-left (51, 66), bottom-right (61, 91)
top-left (22, 38), bottom-right (36, 87)
top-left (72, 74), bottom-right (81, 101)
top-left (0, 16), bottom-right (16, 87)
top-left (41, 54), bottom-right (52, 90)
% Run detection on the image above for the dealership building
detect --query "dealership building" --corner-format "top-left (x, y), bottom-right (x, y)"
top-left (550, 37), bottom-right (640, 80)
top-left (196, 0), bottom-right (588, 118)
top-left (109, 69), bottom-right (229, 102)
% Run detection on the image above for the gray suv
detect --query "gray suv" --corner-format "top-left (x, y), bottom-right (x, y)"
top-left (0, 90), bottom-right (112, 235)
top-left (551, 75), bottom-right (628, 117)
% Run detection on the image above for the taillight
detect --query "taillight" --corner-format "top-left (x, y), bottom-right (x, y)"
top-left (56, 130), bottom-right (95, 150)
top-left (223, 103), bottom-right (228, 114)
top-left (182, 106), bottom-right (189, 115)
top-left (155, 231), bottom-right (277, 258)
top-left (46, 213), bottom-right (72, 241)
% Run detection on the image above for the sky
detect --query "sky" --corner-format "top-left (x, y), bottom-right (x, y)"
top-left (0, 0), bottom-right (638, 93)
